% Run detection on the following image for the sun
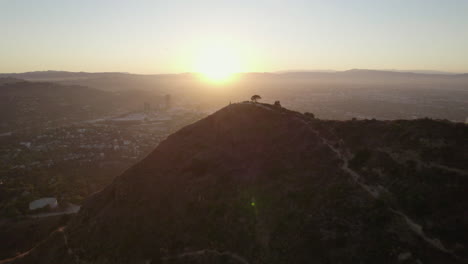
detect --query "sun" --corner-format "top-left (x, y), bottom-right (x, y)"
top-left (195, 46), bottom-right (242, 82)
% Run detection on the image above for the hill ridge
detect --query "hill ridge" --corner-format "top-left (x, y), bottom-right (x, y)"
top-left (4, 102), bottom-right (467, 264)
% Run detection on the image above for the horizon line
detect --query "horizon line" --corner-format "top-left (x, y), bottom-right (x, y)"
top-left (1, 68), bottom-right (467, 76)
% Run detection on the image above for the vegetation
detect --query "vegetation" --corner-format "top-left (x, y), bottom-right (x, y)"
top-left (2, 102), bottom-right (466, 264)
top-left (251, 94), bottom-right (261, 103)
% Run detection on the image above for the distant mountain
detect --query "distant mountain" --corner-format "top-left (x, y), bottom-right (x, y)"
top-left (0, 71), bottom-right (129, 80)
top-left (0, 71), bottom-right (203, 92)
top-left (0, 80), bottom-right (162, 133)
top-left (4, 103), bottom-right (466, 264)
top-left (2, 69), bottom-right (467, 82)
top-left (277, 69), bottom-right (465, 75)
top-left (385, 70), bottom-right (461, 75)
top-left (339, 69), bottom-right (455, 78)
top-left (240, 69), bottom-right (468, 82)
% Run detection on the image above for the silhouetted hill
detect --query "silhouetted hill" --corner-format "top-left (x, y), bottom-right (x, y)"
top-left (2, 103), bottom-right (467, 264)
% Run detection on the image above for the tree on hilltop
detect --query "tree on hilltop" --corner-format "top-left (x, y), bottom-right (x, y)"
top-left (251, 95), bottom-right (261, 103)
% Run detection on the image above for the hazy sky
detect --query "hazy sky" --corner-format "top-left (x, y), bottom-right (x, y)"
top-left (1, 0), bottom-right (468, 73)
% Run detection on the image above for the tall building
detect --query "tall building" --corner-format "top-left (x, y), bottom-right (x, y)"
top-left (165, 94), bottom-right (171, 110)
top-left (143, 102), bottom-right (151, 112)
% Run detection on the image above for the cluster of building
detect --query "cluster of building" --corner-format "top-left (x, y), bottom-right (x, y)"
top-left (3, 106), bottom-right (205, 171)
top-left (0, 105), bottom-right (207, 216)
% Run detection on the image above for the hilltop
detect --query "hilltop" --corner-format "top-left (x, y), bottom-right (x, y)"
top-left (3, 102), bottom-right (467, 264)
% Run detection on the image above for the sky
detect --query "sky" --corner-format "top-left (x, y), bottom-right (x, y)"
top-left (1, 0), bottom-right (468, 74)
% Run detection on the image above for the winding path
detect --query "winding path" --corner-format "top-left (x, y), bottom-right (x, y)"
top-left (292, 112), bottom-right (464, 261)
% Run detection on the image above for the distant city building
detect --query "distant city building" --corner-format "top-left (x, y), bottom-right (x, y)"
top-left (29, 197), bottom-right (58, 210)
top-left (165, 94), bottom-right (171, 110)
top-left (144, 102), bottom-right (151, 112)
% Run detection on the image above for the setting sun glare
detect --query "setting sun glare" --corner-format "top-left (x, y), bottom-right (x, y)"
top-left (195, 46), bottom-right (243, 82)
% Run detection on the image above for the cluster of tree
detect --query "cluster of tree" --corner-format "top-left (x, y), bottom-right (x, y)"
top-left (250, 95), bottom-right (282, 108)
top-left (248, 95), bottom-right (318, 118)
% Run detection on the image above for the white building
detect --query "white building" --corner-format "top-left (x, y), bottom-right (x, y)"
top-left (29, 197), bottom-right (58, 210)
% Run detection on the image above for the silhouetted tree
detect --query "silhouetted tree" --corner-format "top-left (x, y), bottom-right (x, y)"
top-left (251, 95), bottom-right (261, 103)
top-left (274, 100), bottom-right (281, 107)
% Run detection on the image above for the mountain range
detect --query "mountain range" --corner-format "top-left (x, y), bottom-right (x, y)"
top-left (1, 69), bottom-right (468, 80)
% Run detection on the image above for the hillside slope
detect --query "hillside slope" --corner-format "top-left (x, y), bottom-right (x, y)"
top-left (3, 103), bottom-right (467, 264)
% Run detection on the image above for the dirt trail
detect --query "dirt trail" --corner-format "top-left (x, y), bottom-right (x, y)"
top-left (291, 112), bottom-right (463, 261)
